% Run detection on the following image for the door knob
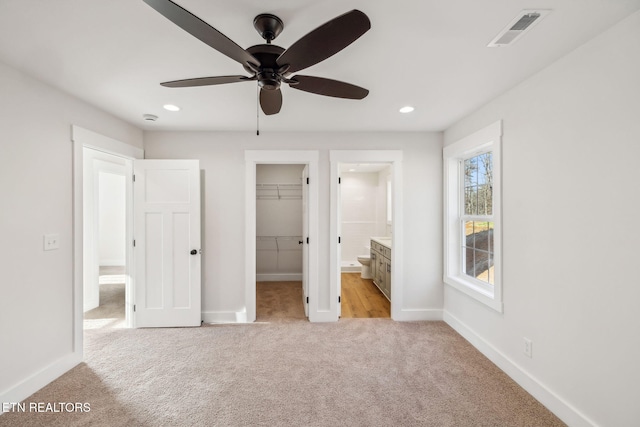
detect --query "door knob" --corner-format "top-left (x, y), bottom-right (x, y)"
top-left (190, 249), bottom-right (198, 255)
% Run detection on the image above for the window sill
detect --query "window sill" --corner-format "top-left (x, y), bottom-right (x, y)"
top-left (444, 275), bottom-right (503, 313)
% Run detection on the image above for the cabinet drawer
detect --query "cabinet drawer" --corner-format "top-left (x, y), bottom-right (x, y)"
top-left (383, 247), bottom-right (391, 258)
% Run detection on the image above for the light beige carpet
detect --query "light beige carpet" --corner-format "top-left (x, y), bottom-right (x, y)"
top-left (83, 266), bottom-right (126, 330)
top-left (83, 283), bottom-right (126, 330)
top-left (0, 318), bottom-right (565, 426)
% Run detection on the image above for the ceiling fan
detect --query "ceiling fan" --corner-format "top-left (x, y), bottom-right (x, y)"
top-left (142, 0), bottom-right (371, 115)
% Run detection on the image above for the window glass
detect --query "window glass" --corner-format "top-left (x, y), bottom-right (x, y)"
top-left (464, 152), bottom-right (493, 216)
top-left (463, 221), bottom-right (494, 285)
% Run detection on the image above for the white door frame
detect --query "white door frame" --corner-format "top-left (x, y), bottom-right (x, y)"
top-left (330, 150), bottom-right (403, 320)
top-left (301, 165), bottom-right (309, 317)
top-left (72, 126), bottom-right (143, 354)
top-left (245, 151), bottom-right (319, 322)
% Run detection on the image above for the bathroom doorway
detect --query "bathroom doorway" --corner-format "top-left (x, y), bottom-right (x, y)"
top-left (337, 163), bottom-right (392, 318)
top-left (330, 150), bottom-right (403, 321)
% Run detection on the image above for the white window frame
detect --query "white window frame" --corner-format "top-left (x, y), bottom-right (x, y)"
top-left (443, 121), bottom-right (503, 312)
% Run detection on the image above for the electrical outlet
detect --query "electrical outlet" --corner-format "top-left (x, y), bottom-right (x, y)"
top-left (43, 234), bottom-right (60, 251)
top-left (524, 338), bottom-right (533, 358)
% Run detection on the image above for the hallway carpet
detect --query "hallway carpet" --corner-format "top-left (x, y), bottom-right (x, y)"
top-left (83, 266), bottom-right (126, 330)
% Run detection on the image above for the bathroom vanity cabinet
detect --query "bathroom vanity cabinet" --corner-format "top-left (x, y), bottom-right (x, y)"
top-left (370, 238), bottom-right (391, 301)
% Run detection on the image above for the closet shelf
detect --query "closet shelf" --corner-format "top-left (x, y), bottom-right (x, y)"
top-left (256, 183), bottom-right (302, 200)
top-left (256, 235), bottom-right (303, 252)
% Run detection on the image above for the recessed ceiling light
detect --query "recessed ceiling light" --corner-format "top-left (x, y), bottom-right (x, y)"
top-left (399, 106), bottom-right (414, 114)
top-left (349, 168), bottom-right (356, 172)
top-left (163, 104), bottom-right (181, 112)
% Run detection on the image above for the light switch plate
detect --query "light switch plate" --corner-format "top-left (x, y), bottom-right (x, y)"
top-left (44, 234), bottom-right (60, 251)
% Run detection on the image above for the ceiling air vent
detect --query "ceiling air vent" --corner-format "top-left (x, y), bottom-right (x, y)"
top-left (488, 10), bottom-right (550, 47)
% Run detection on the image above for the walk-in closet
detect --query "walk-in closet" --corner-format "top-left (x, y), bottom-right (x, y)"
top-left (255, 164), bottom-right (305, 319)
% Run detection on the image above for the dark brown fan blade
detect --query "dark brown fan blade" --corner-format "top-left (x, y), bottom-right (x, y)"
top-left (161, 75), bottom-right (253, 88)
top-left (259, 89), bottom-right (282, 115)
top-left (277, 10), bottom-right (370, 73)
top-left (289, 75), bottom-right (369, 99)
top-left (143, 0), bottom-right (260, 69)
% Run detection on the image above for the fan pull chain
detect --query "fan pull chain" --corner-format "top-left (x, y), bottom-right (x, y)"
top-left (256, 85), bottom-right (260, 136)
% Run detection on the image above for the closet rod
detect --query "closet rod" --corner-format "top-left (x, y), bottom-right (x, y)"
top-left (256, 236), bottom-right (303, 252)
top-left (256, 235), bottom-right (303, 240)
top-left (256, 183), bottom-right (303, 200)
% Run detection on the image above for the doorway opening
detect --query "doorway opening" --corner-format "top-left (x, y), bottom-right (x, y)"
top-left (73, 126), bottom-right (143, 357)
top-left (82, 148), bottom-right (131, 330)
top-left (330, 150), bottom-right (403, 321)
top-left (255, 164), bottom-right (306, 321)
top-left (338, 163), bottom-right (392, 318)
top-left (245, 150), bottom-right (319, 322)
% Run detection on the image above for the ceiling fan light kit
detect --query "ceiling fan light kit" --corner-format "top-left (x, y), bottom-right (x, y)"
top-left (143, 0), bottom-right (370, 116)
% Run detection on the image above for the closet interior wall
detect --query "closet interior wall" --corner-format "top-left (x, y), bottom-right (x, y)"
top-left (256, 164), bottom-right (305, 281)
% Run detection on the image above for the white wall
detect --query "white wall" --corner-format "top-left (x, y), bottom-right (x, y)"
top-left (98, 172), bottom-right (126, 266)
top-left (378, 166), bottom-right (392, 237)
top-left (143, 131), bottom-right (443, 319)
top-left (341, 172), bottom-right (380, 264)
top-left (443, 11), bottom-right (640, 427)
top-left (0, 60), bottom-right (142, 403)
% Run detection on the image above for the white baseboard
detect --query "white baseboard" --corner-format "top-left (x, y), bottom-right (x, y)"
top-left (202, 311), bottom-right (248, 324)
top-left (341, 265), bottom-right (361, 273)
top-left (98, 260), bottom-right (125, 266)
top-left (393, 308), bottom-right (443, 321)
top-left (0, 352), bottom-right (82, 407)
top-left (443, 311), bottom-right (596, 427)
top-left (256, 273), bottom-right (302, 282)
top-left (310, 310), bottom-right (338, 322)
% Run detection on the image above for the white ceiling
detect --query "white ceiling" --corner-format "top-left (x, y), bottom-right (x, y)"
top-left (1, 0), bottom-right (638, 132)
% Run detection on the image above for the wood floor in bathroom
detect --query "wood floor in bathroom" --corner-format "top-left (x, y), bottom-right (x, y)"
top-left (340, 273), bottom-right (390, 318)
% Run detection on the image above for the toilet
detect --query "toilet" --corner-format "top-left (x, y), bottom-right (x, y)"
top-left (357, 247), bottom-right (372, 279)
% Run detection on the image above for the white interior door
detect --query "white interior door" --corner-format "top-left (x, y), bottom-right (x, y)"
top-left (302, 165), bottom-right (309, 317)
top-left (134, 159), bottom-right (201, 327)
